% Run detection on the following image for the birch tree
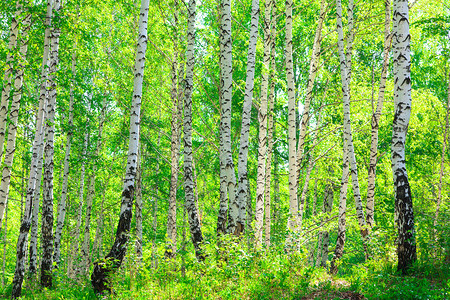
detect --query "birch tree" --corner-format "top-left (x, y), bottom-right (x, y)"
top-left (233, 0), bottom-right (260, 236)
top-left (391, 0), bottom-right (416, 274)
top-left (0, 2), bottom-right (20, 165)
top-left (366, 0), bottom-right (391, 228)
top-left (91, 0), bottom-right (149, 292)
top-left (135, 150), bottom-right (143, 260)
top-left (285, 0), bottom-right (299, 237)
top-left (40, 0), bottom-right (61, 287)
top-left (296, 0), bottom-right (327, 173)
top-left (166, 3), bottom-right (182, 255)
top-left (28, 0), bottom-right (54, 277)
top-left (254, 0), bottom-right (273, 247)
top-left (183, 0), bottom-right (204, 260)
top-left (335, 0), bottom-right (368, 241)
top-left (0, 0), bottom-right (31, 232)
top-left (217, 0), bottom-right (237, 236)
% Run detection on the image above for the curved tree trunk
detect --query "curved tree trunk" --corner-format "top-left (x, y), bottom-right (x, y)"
top-left (296, 0), bottom-right (327, 174)
top-left (366, 0), bottom-right (391, 229)
top-left (91, 0), bottom-right (149, 293)
top-left (392, 0), bottom-right (416, 274)
top-left (234, 0), bottom-right (260, 236)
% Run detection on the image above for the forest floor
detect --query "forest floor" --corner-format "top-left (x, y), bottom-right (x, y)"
top-left (3, 249), bottom-right (449, 300)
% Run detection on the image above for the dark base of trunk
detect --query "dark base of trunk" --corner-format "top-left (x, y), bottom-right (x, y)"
top-left (91, 258), bottom-right (114, 295)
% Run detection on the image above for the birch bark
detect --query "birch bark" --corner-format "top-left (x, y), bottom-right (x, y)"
top-left (28, 0), bottom-right (54, 277)
top-left (234, 0), bottom-right (260, 236)
top-left (183, 0), bottom-right (204, 260)
top-left (217, 0), bottom-right (237, 236)
top-left (0, 3), bottom-right (20, 164)
top-left (254, 0), bottom-right (273, 247)
top-left (286, 0), bottom-right (299, 236)
top-left (135, 150), bottom-right (143, 260)
top-left (264, 21), bottom-right (276, 248)
top-left (91, 0), bottom-right (149, 292)
top-left (40, 0), bottom-right (61, 287)
top-left (296, 0), bottom-right (327, 172)
top-left (166, 20), bottom-right (181, 256)
top-left (366, 0), bottom-right (391, 228)
top-left (0, 1), bottom-right (31, 231)
top-left (335, 0), bottom-right (368, 240)
top-left (392, 0), bottom-right (416, 274)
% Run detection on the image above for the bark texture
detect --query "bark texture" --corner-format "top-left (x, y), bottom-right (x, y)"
top-left (392, 0), bottom-right (416, 274)
top-left (91, 0), bottom-right (149, 293)
top-left (366, 0), bottom-right (391, 228)
top-left (254, 0), bottom-right (273, 247)
top-left (234, 0), bottom-right (260, 236)
top-left (183, 0), bottom-right (204, 260)
top-left (40, 0), bottom-right (61, 287)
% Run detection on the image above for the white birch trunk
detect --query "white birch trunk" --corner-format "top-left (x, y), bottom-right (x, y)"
top-left (366, 0), bottom-right (391, 228)
top-left (286, 0), bottom-right (299, 236)
top-left (296, 0), bottom-right (327, 172)
top-left (40, 0), bottom-right (61, 287)
top-left (234, 0), bottom-right (260, 236)
top-left (392, 0), bottom-right (416, 274)
top-left (335, 0), bottom-right (368, 240)
top-left (166, 38), bottom-right (180, 257)
top-left (0, 2), bottom-right (31, 232)
top-left (0, 2), bottom-right (20, 163)
top-left (91, 0), bottom-right (149, 292)
top-left (183, 0), bottom-right (204, 260)
top-left (254, 0), bottom-right (273, 247)
top-left (135, 150), bottom-right (143, 260)
top-left (217, 0), bottom-right (237, 236)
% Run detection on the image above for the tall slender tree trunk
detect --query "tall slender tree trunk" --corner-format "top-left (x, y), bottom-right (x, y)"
top-left (0, 1), bottom-right (31, 230)
top-left (254, 0), bottom-right (273, 247)
top-left (91, 0), bottom-right (149, 293)
top-left (1, 202), bottom-right (7, 288)
top-left (0, 2), bottom-right (20, 165)
top-left (183, 0), bottom-right (204, 260)
top-left (330, 141), bottom-right (349, 275)
top-left (286, 0), bottom-right (299, 239)
top-left (166, 7), bottom-right (182, 255)
top-left (335, 0), bottom-right (368, 242)
top-left (392, 0), bottom-right (416, 274)
top-left (27, 1), bottom-right (54, 278)
top-left (135, 150), bottom-right (143, 261)
top-left (234, 0), bottom-right (260, 236)
top-left (366, 0), bottom-right (391, 229)
top-left (53, 45), bottom-right (77, 267)
top-left (264, 16), bottom-right (276, 248)
top-left (217, 0), bottom-right (237, 236)
top-left (296, 0), bottom-right (327, 173)
top-left (40, 0), bottom-right (61, 287)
